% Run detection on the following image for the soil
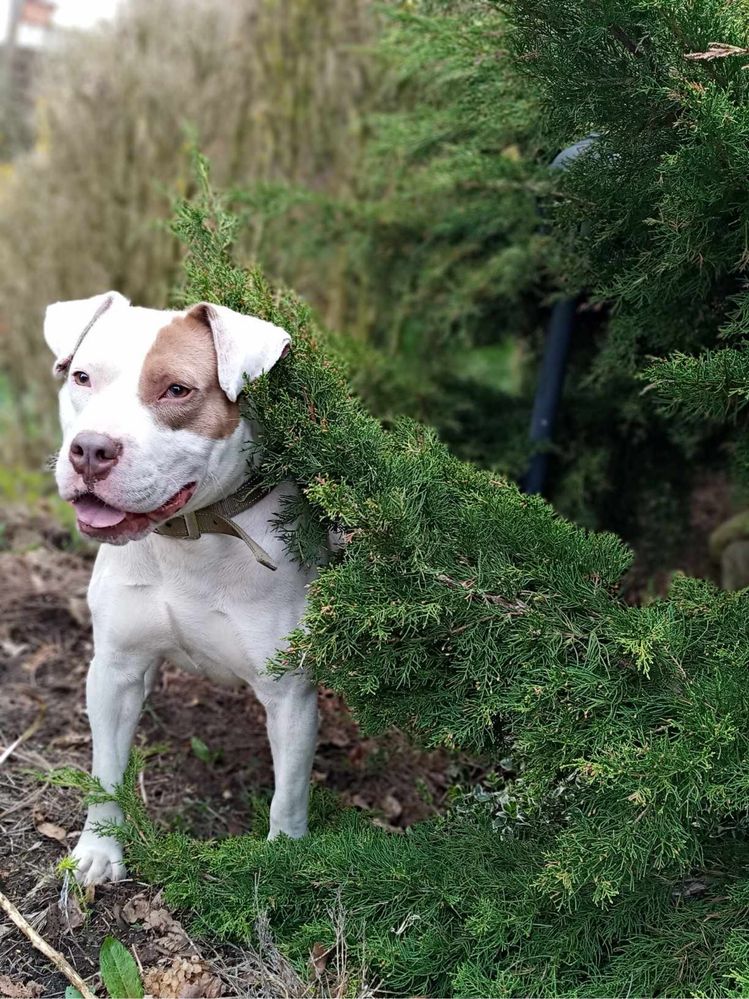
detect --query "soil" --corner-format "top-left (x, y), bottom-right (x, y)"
top-left (0, 509), bottom-right (470, 998)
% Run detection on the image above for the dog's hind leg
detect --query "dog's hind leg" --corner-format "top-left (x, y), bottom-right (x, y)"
top-left (72, 649), bottom-right (157, 885)
top-left (254, 671), bottom-right (319, 840)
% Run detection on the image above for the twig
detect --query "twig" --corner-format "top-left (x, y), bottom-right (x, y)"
top-left (685, 42), bottom-right (749, 61)
top-left (436, 573), bottom-right (529, 614)
top-left (609, 25), bottom-right (643, 56)
top-left (0, 783), bottom-right (46, 820)
top-left (0, 696), bottom-right (47, 768)
top-left (0, 888), bottom-right (96, 999)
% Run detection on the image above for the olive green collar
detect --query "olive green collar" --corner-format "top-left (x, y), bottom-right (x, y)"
top-left (154, 476), bottom-right (277, 570)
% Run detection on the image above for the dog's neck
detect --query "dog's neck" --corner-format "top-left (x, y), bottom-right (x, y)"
top-left (154, 467), bottom-right (278, 570)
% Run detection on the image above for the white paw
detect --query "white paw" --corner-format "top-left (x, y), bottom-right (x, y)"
top-left (71, 832), bottom-right (127, 885)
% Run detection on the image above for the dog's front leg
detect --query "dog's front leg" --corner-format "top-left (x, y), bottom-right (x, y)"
top-left (255, 672), bottom-right (319, 840)
top-left (72, 650), bottom-right (156, 885)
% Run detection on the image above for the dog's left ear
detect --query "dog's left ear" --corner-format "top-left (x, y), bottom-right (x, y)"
top-left (188, 303), bottom-right (291, 402)
top-left (44, 291), bottom-right (130, 377)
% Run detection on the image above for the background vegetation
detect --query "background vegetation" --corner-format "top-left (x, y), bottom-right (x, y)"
top-left (0, 0), bottom-right (372, 465)
top-left (6, 0), bottom-right (749, 995)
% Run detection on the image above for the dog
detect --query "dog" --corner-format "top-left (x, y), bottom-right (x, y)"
top-left (44, 291), bottom-right (319, 885)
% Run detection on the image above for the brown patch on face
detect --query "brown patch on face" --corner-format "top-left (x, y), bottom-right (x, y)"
top-left (139, 313), bottom-right (240, 438)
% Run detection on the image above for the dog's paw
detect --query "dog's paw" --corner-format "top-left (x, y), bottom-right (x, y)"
top-left (71, 832), bottom-right (127, 885)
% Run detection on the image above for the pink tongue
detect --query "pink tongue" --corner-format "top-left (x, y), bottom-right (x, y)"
top-left (73, 495), bottom-right (128, 528)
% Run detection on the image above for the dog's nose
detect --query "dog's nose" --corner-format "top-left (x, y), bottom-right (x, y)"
top-left (69, 432), bottom-right (122, 482)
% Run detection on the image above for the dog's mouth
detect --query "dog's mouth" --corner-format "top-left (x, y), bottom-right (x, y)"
top-left (72, 482), bottom-right (196, 541)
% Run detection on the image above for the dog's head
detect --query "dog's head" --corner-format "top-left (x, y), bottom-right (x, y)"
top-left (45, 291), bottom-right (290, 544)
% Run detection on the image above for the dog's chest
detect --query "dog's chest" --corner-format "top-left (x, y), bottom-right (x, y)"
top-left (92, 533), bottom-right (313, 684)
top-left (159, 563), bottom-right (306, 682)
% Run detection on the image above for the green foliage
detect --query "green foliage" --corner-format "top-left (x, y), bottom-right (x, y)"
top-left (508, 0), bottom-right (749, 343)
top-left (91, 758), bottom-right (749, 998)
top-left (243, 0), bottom-right (548, 479)
top-left (645, 347), bottom-right (749, 429)
top-left (507, 0), bottom-right (749, 515)
top-left (99, 937), bottom-right (143, 999)
top-left (238, 0), bottom-right (749, 551)
top-left (190, 736), bottom-right (223, 767)
top-left (79, 164), bottom-right (749, 996)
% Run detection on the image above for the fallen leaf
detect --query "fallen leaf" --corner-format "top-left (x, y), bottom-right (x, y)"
top-left (50, 731), bottom-right (91, 748)
top-left (36, 821), bottom-right (67, 842)
top-left (60, 893), bottom-right (85, 933)
top-left (372, 817), bottom-right (405, 834)
top-left (324, 728), bottom-right (351, 748)
top-left (121, 895), bottom-right (151, 924)
top-left (67, 595), bottom-right (91, 628)
top-left (0, 639), bottom-right (28, 658)
top-left (0, 975), bottom-right (44, 998)
top-left (21, 646), bottom-right (56, 678)
top-left (381, 793), bottom-right (403, 821)
top-left (310, 941), bottom-right (331, 977)
top-left (44, 890), bottom-right (85, 936)
top-left (121, 892), bottom-right (192, 957)
top-left (143, 957), bottom-right (221, 998)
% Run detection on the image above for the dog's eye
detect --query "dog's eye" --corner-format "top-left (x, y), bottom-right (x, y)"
top-left (163, 384), bottom-right (192, 399)
top-left (72, 371), bottom-right (90, 387)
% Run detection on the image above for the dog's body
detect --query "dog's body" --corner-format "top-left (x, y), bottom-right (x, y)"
top-left (45, 292), bottom-right (318, 884)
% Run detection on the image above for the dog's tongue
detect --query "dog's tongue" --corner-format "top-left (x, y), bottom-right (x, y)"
top-left (73, 495), bottom-right (128, 529)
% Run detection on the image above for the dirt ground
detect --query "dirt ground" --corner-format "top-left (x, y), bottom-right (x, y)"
top-left (0, 509), bottom-right (470, 998)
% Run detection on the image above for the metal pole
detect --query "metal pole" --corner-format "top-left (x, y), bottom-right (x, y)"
top-left (523, 296), bottom-right (578, 495)
top-left (522, 134), bottom-right (599, 496)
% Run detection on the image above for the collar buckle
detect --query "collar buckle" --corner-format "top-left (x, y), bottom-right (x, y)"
top-left (183, 511), bottom-right (201, 540)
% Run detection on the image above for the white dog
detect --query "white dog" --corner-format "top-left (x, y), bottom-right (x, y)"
top-left (45, 291), bottom-right (318, 885)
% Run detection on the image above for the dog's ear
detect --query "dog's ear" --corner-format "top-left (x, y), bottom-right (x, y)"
top-left (188, 303), bottom-right (291, 402)
top-left (44, 291), bottom-right (130, 377)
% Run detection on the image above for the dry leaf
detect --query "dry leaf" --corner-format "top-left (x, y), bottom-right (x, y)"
top-left (372, 817), bottom-right (405, 834)
top-left (310, 941), bottom-right (331, 977)
top-left (36, 821), bottom-right (67, 842)
top-left (324, 728), bottom-right (351, 748)
top-left (382, 793), bottom-right (403, 821)
top-left (121, 894), bottom-right (152, 924)
top-left (122, 892), bottom-right (192, 957)
top-left (0, 975), bottom-right (44, 998)
top-left (59, 892), bottom-right (85, 932)
top-left (44, 891), bottom-right (85, 935)
top-left (0, 639), bottom-right (28, 658)
top-left (67, 595), bottom-right (91, 628)
top-left (50, 731), bottom-right (91, 748)
top-left (143, 956), bottom-right (221, 998)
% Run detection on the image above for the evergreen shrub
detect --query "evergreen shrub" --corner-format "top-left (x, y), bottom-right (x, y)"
top-left (507, 0), bottom-right (749, 543)
top-left (59, 163), bottom-right (749, 997)
top-left (245, 0), bottom-right (749, 553)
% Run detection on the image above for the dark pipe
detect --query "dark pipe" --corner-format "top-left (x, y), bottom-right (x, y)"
top-left (523, 296), bottom-right (578, 495)
top-left (522, 134), bottom-right (599, 496)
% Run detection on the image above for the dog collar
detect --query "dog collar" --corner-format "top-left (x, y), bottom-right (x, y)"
top-left (154, 477), bottom-right (277, 570)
